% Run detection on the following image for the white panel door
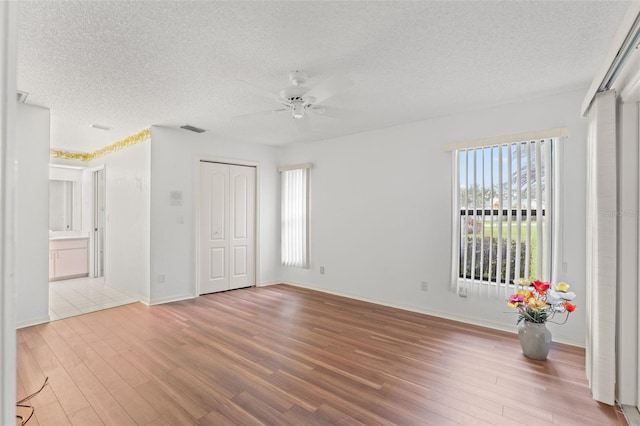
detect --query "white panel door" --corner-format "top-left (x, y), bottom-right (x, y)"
top-left (199, 162), bottom-right (255, 295)
top-left (229, 165), bottom-right (255, 290)
top-left (199, 162), bottom-right (230, 294)
top-left (93, 168), bottom-right (106, 278)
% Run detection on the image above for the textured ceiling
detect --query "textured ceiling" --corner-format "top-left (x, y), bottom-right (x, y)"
top-left (18, 1), bottom-right (630, 152)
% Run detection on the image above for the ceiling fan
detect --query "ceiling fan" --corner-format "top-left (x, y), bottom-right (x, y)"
top-left (238, 70), bottom-right (353, 121)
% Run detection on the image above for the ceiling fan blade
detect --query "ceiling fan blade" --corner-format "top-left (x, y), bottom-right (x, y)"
top-left (231, 108), bottom-right (287, 121)
top-left (310, 105), bottom-right (361, 120)
top-left (305, 74), bottom-right (353, 104)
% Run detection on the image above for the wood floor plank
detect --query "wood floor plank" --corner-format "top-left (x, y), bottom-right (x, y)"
top-left (19, 326), bottom-right (48, 349)
top-left (231, 391), bottom-right (297, 426)
top-left (16, 376), bottom-right (27, 403)
top-left (16, 343), bottom-right (58, 408)
top-left (29, 344), bottom-right (90, 416)
top-left (16, 406), bottom-right (38, 426)
top-left (34, 324), bottom-right (82, 366)
top-left (16, 284), bottom-right (626, 425)
top-left (145, 417), bottom-right (173, 426)
top-left (63, 361), bottom-right (137, 426)
top-left (134, 380), bottom-right (200, 425)
top-left (78, 344), bottom-right (160, 425)
top-left (33, 400), bottom-right (72, 426)
top-left (197, 410), bottom-right (238, 426)
top-left (145, 377), bottom-right (207, 421)
top-left (67, 406), bottom-right (105, 426)
top-left (88, 339), bottom-right (149, 388)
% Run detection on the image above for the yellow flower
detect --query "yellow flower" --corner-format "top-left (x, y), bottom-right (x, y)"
top-left (527, 298), bottom-right (546, 309)
top-left (554, 282), bottom-right (570, 292)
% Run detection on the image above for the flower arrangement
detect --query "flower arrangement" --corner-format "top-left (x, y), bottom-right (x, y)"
top-left (508, 279), bottom-right (577, 324)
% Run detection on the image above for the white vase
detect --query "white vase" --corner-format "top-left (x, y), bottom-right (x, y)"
top-left (518, 321), bottom-right (552, 360)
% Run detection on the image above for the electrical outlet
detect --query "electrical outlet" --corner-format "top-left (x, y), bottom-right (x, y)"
top-left (420, 281), bottom-right (428, 291)
top-left (320, 266), bottom-right (325, 275)
top-left (158, 274), bottom-right (166, 283)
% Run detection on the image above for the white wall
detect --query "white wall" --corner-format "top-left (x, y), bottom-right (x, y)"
top-left (89, 139), bottom-right (151, 301)
top-left (15, 103), bottom-right (50, 327)
top-left (149, 126), bottom-right (281, 304)
top-left (0, 4), bottom-right (17, 423)
top-left (280, 89), bottom-right (588, 346)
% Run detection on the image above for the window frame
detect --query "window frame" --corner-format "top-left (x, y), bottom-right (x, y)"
top-left (448, 132), bottom-right (564, 298)
top-left (279, 163), bottom-right (312, 269)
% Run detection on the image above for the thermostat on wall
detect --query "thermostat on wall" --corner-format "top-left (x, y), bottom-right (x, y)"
top-left (169, 191), bottom-right (183, 206)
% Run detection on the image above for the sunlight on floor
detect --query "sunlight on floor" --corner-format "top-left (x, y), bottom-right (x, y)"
top-left (49, 277), bottom-right (138, 321)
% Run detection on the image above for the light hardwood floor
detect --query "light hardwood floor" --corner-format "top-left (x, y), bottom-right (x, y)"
top-left (17, 284), bottom-right (627, 425)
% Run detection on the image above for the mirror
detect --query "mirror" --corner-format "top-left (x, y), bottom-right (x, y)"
top-left (49, 180), bottom-right (75, 231)
top-left (49, 165), bottom-right (84, 234)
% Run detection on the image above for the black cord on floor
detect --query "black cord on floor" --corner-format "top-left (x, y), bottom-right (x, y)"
top-left (16, 377), bottom-right (48, 425)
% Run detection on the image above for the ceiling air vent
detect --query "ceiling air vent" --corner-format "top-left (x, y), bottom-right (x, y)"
top-left (180, 124), bottom-right (206, 133)
top-left (16, 90), bottom-right (29, 103)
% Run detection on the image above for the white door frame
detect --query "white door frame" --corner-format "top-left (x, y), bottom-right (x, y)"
top-left (637, 100), bottom-right (640, 413)
top-left (194, 156), bottom-right (260, 297)
top-left (89, 165), bottom-right (106, 279)
top-left (0, 2), bottom-right (17, 424)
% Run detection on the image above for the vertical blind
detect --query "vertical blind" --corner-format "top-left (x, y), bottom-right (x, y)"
top-left (585, 90), bottom-right (617, 405)
top-left (450, 137), bottom-right (555, 299)
top-left (280, 164), bottom-right (311, 268)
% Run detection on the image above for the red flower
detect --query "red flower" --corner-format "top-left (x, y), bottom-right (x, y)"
top-left (533, 280), bottom-right (550, 295)
top-left (562, 301), bottom-right (577, 313)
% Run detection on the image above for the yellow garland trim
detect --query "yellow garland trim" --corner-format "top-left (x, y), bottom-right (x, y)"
top-left (50, 128), bottom-right (151, 162)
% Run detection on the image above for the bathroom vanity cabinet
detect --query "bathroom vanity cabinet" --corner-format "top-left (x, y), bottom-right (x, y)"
top-left (49, 237), bottom-right (89, 281)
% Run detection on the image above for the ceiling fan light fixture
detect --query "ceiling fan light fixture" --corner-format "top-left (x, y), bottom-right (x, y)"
top-left (289, 70), bottom-right (307, 86)
top-left (292, 100), bottom-right (304, 119)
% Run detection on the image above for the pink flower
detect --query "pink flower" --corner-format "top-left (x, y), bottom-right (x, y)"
top-left (508, 293), bottom-right (525, 307)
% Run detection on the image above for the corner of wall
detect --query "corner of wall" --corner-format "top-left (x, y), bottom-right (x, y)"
top-left (15, 102), bottom-right (50, 326)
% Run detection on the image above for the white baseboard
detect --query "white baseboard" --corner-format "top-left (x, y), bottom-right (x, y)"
top-left (146, 284), bottom-right (280, 305)
top-left (16, 315), bottom-right (51, 329)
top-left (281, 280), bottom-right (584, 348)
top-left (148, 293), bottom-right (195, 306)
top-left (257, 280), bottom-right (282, 287)
top-left (622, 405), bottom-right (640, 426)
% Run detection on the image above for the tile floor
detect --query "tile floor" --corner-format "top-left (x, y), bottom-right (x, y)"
top-left (49, 276), bottom-right (138, 321)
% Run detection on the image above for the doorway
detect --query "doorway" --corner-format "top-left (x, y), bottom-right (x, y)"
top-left (198, 161), bottom-right (256, 294)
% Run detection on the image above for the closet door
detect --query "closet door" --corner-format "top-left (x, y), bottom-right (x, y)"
top-left (199, 161), bottom-right (255, 294)
top-left (229, 165), bottom-right (256, 290)
top-left (199, 162), bottom-right (230, 294)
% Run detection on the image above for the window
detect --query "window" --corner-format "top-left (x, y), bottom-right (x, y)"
top-left (280, 164), bottom-right (311, 268)
top-left (451, 136), bottom-right (557, 296)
